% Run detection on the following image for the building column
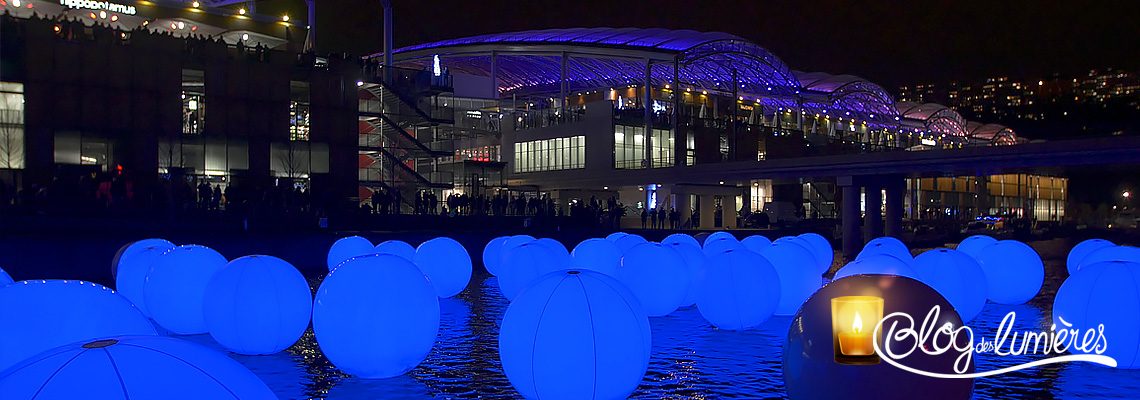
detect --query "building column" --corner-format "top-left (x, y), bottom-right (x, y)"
top-left (864, 178), bottom-right (883, 242)
top-left (644, 58), bottom-right (653, 168)
top-left (673, 188), bottom-right (691, 229)
top-left (723, 193), bottom-right (738, 229)
top-left (672, 58), bottom-right (683, 167)
top-left (884, 175), bottom-right (905, 239)
top-left (839, 176), bottom-right (861, 260)
top-left (699, 193), bottom-right (716, 229)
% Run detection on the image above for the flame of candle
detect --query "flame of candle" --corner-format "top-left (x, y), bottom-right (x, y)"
top-left (852, 311), bottom-right (863, 334)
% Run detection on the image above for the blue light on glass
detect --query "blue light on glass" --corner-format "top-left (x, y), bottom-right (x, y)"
top-left (203, 255), bottom-right (312, 355)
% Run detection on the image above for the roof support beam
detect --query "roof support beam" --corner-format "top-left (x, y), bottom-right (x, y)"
top-left (645, 58), bottom-right (654, 169)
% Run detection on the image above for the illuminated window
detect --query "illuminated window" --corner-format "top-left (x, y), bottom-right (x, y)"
top-left (513, 136), bottom-right (585, 173)
top-left (0, 82), bottom-right (25, 169)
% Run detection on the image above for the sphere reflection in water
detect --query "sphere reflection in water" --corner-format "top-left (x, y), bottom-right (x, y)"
top-left (499, 270), bottom-right (650, 400)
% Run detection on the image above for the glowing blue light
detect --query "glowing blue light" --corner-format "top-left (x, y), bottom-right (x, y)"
top-left (605, 232), bottom-right (629, 242)
top-left (0, 280), bottom-right (157, 372)
top-left (913, 248), bottom-right (988, 322)
top-left (499, 270), bottom-right (651, 400)
top-left (975, 240), bottom-right (1043, 304)
top-left (955, 235), bottom-right (997, 260)
top-left (312, 254), bottom-right (439, 378)
top-left (534, 238), bottom-right (572, 271)
top-left (570, 238), bottom-right (623, 276)
top-left (834, 253), bottom-right (917, 280)
top-left (145, 245), bottom-right (228, 335)
top-left (1066, 239), bottom-right (1116, 275)
top-left (0, 267), bottom-right (12, 286)
top-left (1053, 260), bottom-right (1140, 368)
top-left (482, 236), bottom-right (511, 276)
top-left (663, 241), bottom-right (707, 307)
top-left (614, 233), bottom-right (648, 253)
top-left (0, 335), bottom-right (276, 399)
top-left (413, 237), bottom-right (472, 298)
top-left (759, 241), bottom-right (822, 316)
top-left (202, 255), bottom-right (312, 355)
top-left (797, 233), bottom-right (834, 273)
top-left (705, 231), bottom-right (735, 245)
top-left (616, 243), bottom-right (689, 316)
top-left (327, 236), bottom-right (374, 270)
top-left (696, 249), bottom-right (780, 330)
top-left (662, 233), bottom-right (701, 248)
top-left (375, 240), bottom-right (415, 261)
top-left (703, 237), bottom-right (744, 257)
top-left (857, 237), bottom-right (912, 264)
top-left (741, 235), bottom-right (772, 253)
top-left (498, 235), bottom-right (537, 274)
top-left (1076, 245), bottom-right (1140, 273)
top-left (499, 243), bottom-right (559, 301)
top-left (113, 239), bottom-right (176, 316)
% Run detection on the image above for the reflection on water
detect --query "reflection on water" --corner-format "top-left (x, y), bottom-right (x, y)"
top-left (188, 243), bottom-right (1140, 399)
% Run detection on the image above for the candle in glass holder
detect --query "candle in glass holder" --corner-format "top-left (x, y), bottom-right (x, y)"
top-left (831, 295), bottom-right (883, 364)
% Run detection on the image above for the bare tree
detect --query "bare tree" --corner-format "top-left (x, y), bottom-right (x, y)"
top-left (0, 108), bottom-right (24, 169)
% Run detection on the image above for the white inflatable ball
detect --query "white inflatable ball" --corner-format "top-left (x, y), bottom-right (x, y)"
top-left (834, 253), bottom-right (918, 280)
top-left (955, 235), bottom-right (997, 260)
top-left (974, 240), bottom-right (1044, 305)
top-left (499, 270), bottom-right (651, 400)
top-left (614, 234), bottom-right (648, 254)
top-left (662, 233), bottom-right (701, 249)
top-left (913, 248), bottom-right (988, 322)
top-left (0, 280), bottom-right (157, 372)
top-left (482, 236), bottom-right (511, 276)
top-left (499, 243), bottom-right (559, 301)
top-left (414, 237), bottom-right (473, 298)
top-left (145, 245), bottom-right (228, 335)
top-left (697, 249), bottom-right (781, 330)
top-left (571, 238), bottom-right (623, 276)
top-left (705, 231), bottom-right (735, 245)
top-left (1066, 239), bottom-right (1115, 275)
top-left (858, 237), bottom-right (911, 261)
top-left (203, 255), bottom-right (312, 355)
top-left (313, 254), bottom-right (439, 378)
top-left (114, 239), bottom-right (176, 316)
top-left (759, 241), bottom-right (823, 316)
top-left (663, 241), bottom-right (707, 307)
top-left (327, 236), bottom-right (374, 270)
top-left (1076, 245), bottom-right (1140, 273)
top-left (1053, 260), bottom-right (1140, 368)
top-left (797, 233), bottom-right (834, 273)
top-left (703, 237), bottom-right (744, 258)
top-left (741, 235), bottom-right (772, 254)
top-left (534, 238), bottom-right (572, 271)
top-left (0, 267), bottom-right (10, 286)
top-left (375, 240), bottom-right (415, 261)
top-left (616, 243), bottom-right (689, 316)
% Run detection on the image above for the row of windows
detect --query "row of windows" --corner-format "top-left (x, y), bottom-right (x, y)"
top-left (513, 136), bottom-right (585, 173)
top-left (614, 125), bottom-right (674, 169)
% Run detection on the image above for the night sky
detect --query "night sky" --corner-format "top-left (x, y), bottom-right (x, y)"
top-left (305, 0), bottom-right (1140, 88)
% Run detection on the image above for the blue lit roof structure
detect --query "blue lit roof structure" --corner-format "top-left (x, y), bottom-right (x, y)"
top-left (794, 71), bottom-right (899, 126)
top-left (965, 121), bottom-right (1019, 145)
top-left (896, 102), bottom-right (968, 138)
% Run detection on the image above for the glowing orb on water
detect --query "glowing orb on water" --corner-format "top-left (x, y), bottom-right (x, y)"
top-left (759, 241), bottom-right (822, 316)
top-left (857, 237), bottom-right (912, 266)
top-left (1053, 260), bottom-right (1140, 368)
top-left (834, 253), bottom-right (917, 280)
top-left (534, 238), bottom-right (572, 271)
top-left (1075, 245), bottom-right (1140, 273)
top-left (312, 254), bottom-right (439, 378)
top-left (413, 237), bottom-right (472, 298)
top-left (113, 239), bottom-right (176, 316)
top-left (499, 270), bottom-right (651, 400)
top-left (974, 240), bottom-right (1044, 305)
top-left (741, 235), bottom-right (772, 254)
top-left (614, 234), bottom-right (648, 254)
top-left (0, 267), bottom-right (12, 286)
top-left (111, 238), bottom-right (175, 279)
top-left (663, 241), bottom-right (707, 307)
top-left (1066, 239), bottom-right (1116, 275)
top-left (662, 233), bottom-right (701, 249)
top-left (375, 240), bottom-right (415, 261)
top-left (327, 236), bottom-right (374, 270)
top-left (955, 235), bottom-right (997, 260)
top-left (570, 238), bottom-right (623, 276)
top-left (616, 243), bottom-right (689, 316)
top-left (482, 236), bottom-right (511, 276)
top-left (0, 280), bottom-right (157, 372)
top-left (203, 255), bottom-right (312, 355)
top-left (913, 248), bottom-right (988, 322)
top-left (0, 336), bottom-right (277, 399)
top-left (705, 231), bottom-right (735, 245)
top-left (145, 245), bottom-right (228, 335)
top-left (703, 237), bottom-right (743, 257)
top-left (499, 243), bottom-right (559, 301)
top-left (797, 233), bottom-right (834, 273)
top-left (697, 249), bottom-right (780, 330)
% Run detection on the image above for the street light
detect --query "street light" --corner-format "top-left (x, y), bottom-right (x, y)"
top-left (1124, 191), bottom-right (1131, 199)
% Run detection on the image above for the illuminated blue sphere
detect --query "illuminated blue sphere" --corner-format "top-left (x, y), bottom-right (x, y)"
top-left (375, 240), bottom-right (415, 261)
top-left (956, 235), bottom-right (998, 260)
top-left (797, 233), bottom-right (834, 273)
top-left (605, 232), bottom-right (629, 242)
top-left (499, 243), bottom-right (558, 301)
top-left (614, 233), bottom-right (648, 253)
top-left (616, 243), bottom-right (689, 316)
top-left (1077, 245), bottom-right (1140, 272)
top-left (413, 237), bottom-right (472, 298)
top-left (0, 280), bottom-right (157, 372)
top-left (857, 237), bottom-right (913, 265)
top-left (498, 235), bottom-right (537, 272)
top-left (327, 236), bottom-right (374, 270)
top-left (145, 245), bottom-right (228, 335)
top-left (534, 238), bottom-right (572, 271)
top-left (482, 236), bottom-right (511, 276)
top-left (834, 254), bottom-right (918, 280)
top-left (570, 238), bottom-right (623, 276)
top-left (313, 254), bottom-right (439, 378)
top-left (0, 267), bottom-right (12, 286)
top-left (1053, 260), bottom-right (1140, 368)
top-left (1067, 239), bottom-right (1116, 275)
top-left (202, 255), bottom-right (312, 355)
top-left (913, 248), bottom-right (988, 322)
top-left (697, 249), bottom-right (781, 330)
top-left (741, 234), bottom-right (772, 254)
top-left (759, 241), bottom-right (823, 316)
top-left (975, 240), bottom-right (1044, 304)
top-left (0, 336), bottom-right (276, 399)
top-left (703, 237), bottom-right (744, 257)
top-left (774, 236), bottom-right (822, 272)
top-left (705, 231), bottom-right (735, 245)
top-left (662, 233), bottom-right (701, 248)
top-left (113, 239), bottom-right (176, 316)
top-left (663, 241), bottom-right (707, 307)
top-left (499, 270), bottom-right (651, 400)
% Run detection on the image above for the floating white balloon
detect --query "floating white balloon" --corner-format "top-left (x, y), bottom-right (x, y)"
top-left (203, 255), bottom-right (312, 355)
top-left (114, 239), bottom-right (176, 316)
top-left (913, 248), bottom-right (988, 322)
top-left (482, 236), bottom-right (511, 276)
top-left (1053, 260), bottom-right (1140, 369)
top-left (617, 243), bottom-right (689, 316)
top-left (571, 238), bottom-right (623, 276)
top-left (414, 237), bottom-right (472, 298)
top-left (327, 236), bottom-right (374, 270)
top-left (145, 245), bottom-right (228, 334)
top-left (1066, 239), bottom-right (1116, 275)
top-left (375, 240), bottom-right (415, 261)
top-left (975, 240), bottom-right (1043, 305)
top-left (697, 249), bottom-right (781, 330)
top-left (759, 241), bottom-right (822, 316)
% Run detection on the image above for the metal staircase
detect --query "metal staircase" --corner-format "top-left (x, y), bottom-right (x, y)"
top-left (805, 181), bottom-right (838, 218)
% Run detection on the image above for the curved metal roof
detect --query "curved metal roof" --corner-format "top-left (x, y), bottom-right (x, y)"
top-left (794, 71), bottom-right (899, 125)
top-left (394, 27), bottom-right (747, 54)
top-left (896, 102), bottom-right (968, 137)
top-left (965, 121), bottom-right (1018, 145)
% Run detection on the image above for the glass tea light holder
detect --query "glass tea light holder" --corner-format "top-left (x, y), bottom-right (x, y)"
top-left (831, 295), bottom-right (884, 365)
